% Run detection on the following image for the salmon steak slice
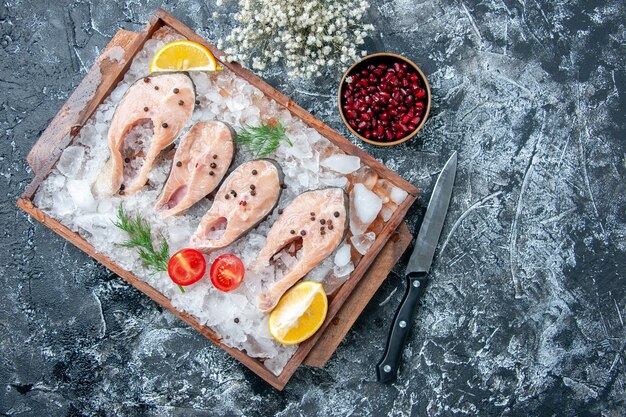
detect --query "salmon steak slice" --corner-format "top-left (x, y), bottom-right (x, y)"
top-left (93, 73), bottom-right (195, 196)
top-left (155, 121), bottom-right (234, 217)
top-left (254, 188), bottom-right (348, 313)
top-left (189, 159), bottom-right (283, 253)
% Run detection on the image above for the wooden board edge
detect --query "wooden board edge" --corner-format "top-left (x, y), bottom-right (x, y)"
top-left (304, 222), bottom-right (413, 367)
top-left (16, 197), bottom-right (287, 391)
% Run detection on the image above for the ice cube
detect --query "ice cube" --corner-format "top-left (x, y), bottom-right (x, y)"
top-left (321, 154), bottom-right (361, 174)
top-left (334, 243), bottom-right (351, 267)
top-left (320, 175), bottom-right (348, 188)
top-left (57, 146), bottom-right (85, 178)
top-left (349, 183), bottom-right (383, 235)
top-left (67, 179), bottom-right (97, 211)
top-left (380, 204), bottom-right (396, 222)
top-left (390, 186), bottom-right (408, 205)
top-left (351, 232), bottom-right (376, 255)
top-left (52, 191), bottom-right (76, 217)
top-left (333, 261), bottom-right (355, 278)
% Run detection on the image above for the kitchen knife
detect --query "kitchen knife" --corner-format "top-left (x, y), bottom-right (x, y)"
top-left (376, 151), bottom-right (457, 383)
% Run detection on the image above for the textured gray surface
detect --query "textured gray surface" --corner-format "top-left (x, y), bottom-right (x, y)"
top-left (1, 0), bottom-right (625, 415)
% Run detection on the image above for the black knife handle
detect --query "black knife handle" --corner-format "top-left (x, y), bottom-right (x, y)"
top-left (376, 273), bottom-right (428, 383)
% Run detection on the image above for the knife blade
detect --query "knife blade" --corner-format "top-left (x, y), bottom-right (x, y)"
top-left (376, 151), bottom-right (457, 383)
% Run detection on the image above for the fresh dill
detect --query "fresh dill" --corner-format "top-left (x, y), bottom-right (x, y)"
top-left (113, 205), bottom-right (182, 290)
top-left (235, 121), bottom-right (292, 157)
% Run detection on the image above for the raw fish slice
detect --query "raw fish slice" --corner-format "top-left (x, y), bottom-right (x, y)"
top-left (254, 188), bottom-right (348, 313)
top-left (155, 121), bottom-right (234, 217)
top-left (189, 159), bottom-right (283, 252)
top-left (93, 73), bottom-right (195, 196)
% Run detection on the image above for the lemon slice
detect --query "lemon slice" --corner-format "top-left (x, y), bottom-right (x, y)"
top-left (268, 281), bottom-right (328, 345)
top-left (150, 40), bottom-right (221, 73)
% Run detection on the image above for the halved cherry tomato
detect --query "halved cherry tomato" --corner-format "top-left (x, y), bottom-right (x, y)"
top-left (210, 254), bottom-right (244, 292)
top-left (168, 248), bottom-right (207, 288)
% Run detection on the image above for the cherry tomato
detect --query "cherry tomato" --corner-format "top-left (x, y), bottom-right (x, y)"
top-left (210, 254), bottom-right (244, 292)
top-left (168, 248), bottom-right (207, 287)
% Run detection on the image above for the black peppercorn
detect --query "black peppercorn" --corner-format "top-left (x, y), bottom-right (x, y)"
top-left (290, 230), bottom-right (295, 235)
top-left (212, 154), bottom-right (218, 159)
top-left (320, 226), bottom-right (325, 232)
top-left (143, 77), bottom-right (150, 83)
top-left (300, 230), bottom-right (306, 236)
top-left (154, 85), bottom-right (159, 90)
top-left (250, 184), bottom-right (256, 190)
top-left (320, 219), bottom-right (326, 225)
top-left (242, 201), bottom-right (247, 206)
top-left (328, 224), bottom-right (334, 230)
top-left (321, 230), bottom-right (326, 235)
top-left (250, 190), bottom-right (256, 196)
top-left (310, 212), bottom-right (315, 216)
top-left (210, 162), bottom-right (217, 168)
top-left (195, 100), bottom-right (200, 105)
top-left (281, 183), bottom-right (287, 189)
top-left (333, 211), bottom-right (340, 217)
top-left (162, 122), bottom-right (168, 128)
top-left (209, 171), bottom-right (214, 176)
top-left (252, 169), bottom-right (258, 175)
top-left (234, 318), bottom-right (239, 323)
top-left (173, 88), bottom-right (179, 94)
top-left (210, 226), bottom-right (215, 231)
top-left (278, 209), bottom-right (283, 215)
top-left (120, 184), bottom-right (125, 190)
top-left (143, 106), bottom-right (149, 112)
top-left (230, 190), bottom-right (237, 196)
top-left (225, 194), bottom-right (230, 200)
top-left (176, 161), bottom-right (182, 167)
top-left (125, 157), bottom-right (130, 163)
top-left (310, 217), bottom-right (315, 221)
top-left (178, 100), bottom-right (184, 106)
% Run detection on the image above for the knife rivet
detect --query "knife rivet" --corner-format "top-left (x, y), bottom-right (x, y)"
top-left (399, 321), bottom-right (407, 328)
top-left (413, 281), bottom-right (420, 288)
top-left (383, 365), bottom-right (391, 373)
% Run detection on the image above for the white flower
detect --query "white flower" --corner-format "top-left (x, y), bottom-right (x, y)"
top-left (216, 0), bottom-right (374, 79)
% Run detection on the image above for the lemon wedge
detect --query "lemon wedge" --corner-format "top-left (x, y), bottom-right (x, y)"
top-left (150, 40), bottom-right (221, 73)
top-left (268, 281), bottom-right (328, 345)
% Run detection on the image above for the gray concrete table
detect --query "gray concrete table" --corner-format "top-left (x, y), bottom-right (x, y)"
top-left (1, 1), bottom-right (624, 415)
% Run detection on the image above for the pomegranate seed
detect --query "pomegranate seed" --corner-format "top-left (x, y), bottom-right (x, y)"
top-left (373, 68), bottom-right (383, 77)
top-left (364, 96), bottom-right (372, 105)
top-left (357, 121), bottom-right (367, 130)
top-left (346, 110), bottom-right (357, 120)
top-left (415, 88), bottom-right (426, 98)
top-left (362, 113), bottom-right (371, 121)
top-left (380, 112), bottom-right (389, 121)
top-left (349, 120), bottom-right (357, 128)
top-left (386, 131), bottom-right (394, 140)
top-left (397, 105), bottom-right (407, 114)
top-left (378, 64), bottom-right (387, 70)
top-left (364, 130), bottom-right (372, 139)
top-left (401, 63), bottom-right (408, 71)
top-left (392, 91), bottom-right (401, 101)
top-left (393, 62), bottom-right (402, 72)
top-left (397, 70), bottom-right (405, 78)
top-left (377, 126), bottom-right (384, 137)
top-left (359, 79), bottom-right (369, 88)
top-left (402, 78), bottom-right (410, 87)
top-left (401, 115), bottom-right (411, 124)
top-left (410, 73), bottom-right (419, 83)
top-left (399, 123), bottom-right (410, 132)
top-left (415, 102), bottom-right (425, 110)
top-left (389, 98), bottom-right (399, 107)
top-left (368, 64), bottom-right (376, 71)
top-left (396, 131), bottom-right (405, 139)
top-left (381, 120), bottom-right (389, 127)
top-left (358, 105), bottom-right (367, 113)
top-left (406, 95), bottom-right (414, 104)
top-left (389, 109), bottom-right (398, 117)
top-left (407, 123), bottom-right (417, 131)
top-left (411, 116), bottom-right (421, 125)
top-left (367, 86), bottom-right (377, 93)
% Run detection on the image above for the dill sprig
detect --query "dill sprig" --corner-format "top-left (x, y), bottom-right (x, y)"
top-left (113, 204), bottom-right (170, 274)
top-left (235, 121), bottom-right (292, 157)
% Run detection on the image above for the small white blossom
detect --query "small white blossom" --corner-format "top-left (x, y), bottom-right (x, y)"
top-left (217, 0), bottom-right (374, 79)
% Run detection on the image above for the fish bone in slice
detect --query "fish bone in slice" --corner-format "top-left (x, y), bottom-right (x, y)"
top-left (189, 159), bottom-right (283, 252)
top-left (254, 188), bottom-right (348, 313)
top-left (155, 121), bottom-right (234, 217)
top-left (93, 73), bottom-right (195, 196)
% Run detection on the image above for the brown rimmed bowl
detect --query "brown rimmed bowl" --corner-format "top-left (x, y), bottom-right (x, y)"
top-left (338, 52), bottom-right (431, 146)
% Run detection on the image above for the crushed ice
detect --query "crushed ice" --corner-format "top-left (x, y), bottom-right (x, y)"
top-left (32, 28), bottom-right (401, 376)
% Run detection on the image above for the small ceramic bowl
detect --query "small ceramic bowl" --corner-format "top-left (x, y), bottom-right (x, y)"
top-left (338, 53), bottom-right (431, 146)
